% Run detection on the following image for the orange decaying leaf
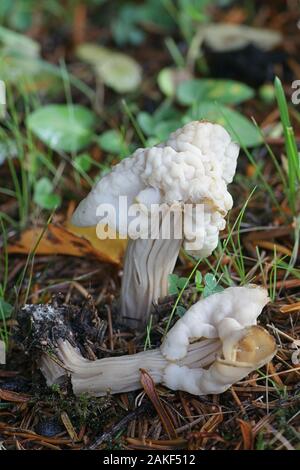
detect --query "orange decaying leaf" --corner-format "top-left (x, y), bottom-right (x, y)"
top-left (8, 223), bottom-right (127, 265)
top-left (237, 419), bottom-right (254, 450)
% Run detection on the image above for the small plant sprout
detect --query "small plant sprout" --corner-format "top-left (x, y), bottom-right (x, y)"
top-left (71, 121), bottom-right (239, 331)
top-left (40, 286), bottom-right (275, 396)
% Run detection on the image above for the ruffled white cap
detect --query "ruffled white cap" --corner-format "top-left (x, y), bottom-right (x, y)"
top-left (71, 121), bottom-right (239, 257)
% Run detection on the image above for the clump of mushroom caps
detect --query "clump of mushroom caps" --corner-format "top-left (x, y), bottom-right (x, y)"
top-left (42, 286), bottom-right (276, 396)
top-left (71, 121), bottom-right (239, 331)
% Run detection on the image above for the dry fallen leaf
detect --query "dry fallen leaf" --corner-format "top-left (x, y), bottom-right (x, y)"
top-left (140, 369), bottom-right (177, 440)
top-left (237, 419), bottom-right (254, 450)
top-left (8, 222), bottom-right (127, 265)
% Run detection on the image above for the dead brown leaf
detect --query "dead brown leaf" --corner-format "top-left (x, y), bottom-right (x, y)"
top-left (140, 369), bottom-right (177, 440)
top-left (8, 223), bottom-right (127, 265)
top-left (237, 419), bottom-right (254, 450)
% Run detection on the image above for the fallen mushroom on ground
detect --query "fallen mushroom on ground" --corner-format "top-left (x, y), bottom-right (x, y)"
top-left (71, 121), bottom-right (239, 330)
top-left (37, 285), bottom-right (276, 397)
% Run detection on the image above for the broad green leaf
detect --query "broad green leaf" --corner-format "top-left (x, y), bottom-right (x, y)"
top-left (204, 273), bottom-right (217, 289)
top-left (195, 270), bottom-right (203, 291)
top-left (157, 67), bottom-right (192, 97)
top-left (0, 299), bottom-right (13, 319)
top-left (138, 106), bottom-right (181, 140)
top-left (137, 112), bottom-right (155, 136)
top-left (27, 104), bottom-right (96, 153)
top-left (95, 53), bottom-right (142, 93)
top-left (74, 154), bottom-right (92, 173)
top-left (0, 139), bottom-right (17, 165)
top-left (203, 273), bottom-right (224, 298)
top-left (77, 43), bottom-right (142, 93)
top-left (158, 68), bottom-right (175, 97)
top-left (203, 284), bottom-right (224, 298)
top-left (153, 120), bottom-right (181, 141)
top-left (259, 84), bottom-right (276, 104)
top-left (146, 136), bottom-right (160, 147)
top-left (168, 273), bottom-right (180, 295)
top-left (177, 78), bottom-right (254, 106)
top-left (111, 4), bottom-right (145, 46)
top-left (168, 273), bottom-right (189, 294)
top-left (177, 276), bottom-right (189, 289)
top-left (154, 103), bottom-right (182, 122)
top-left (33, 177), bottom-right (61, 210)
top-left (0, 25), bottom-right (40, 57)
top-left (203, 286), bottom-right (212, 298)
top-left (76, 43), bottom-right (110, 64)
top-left (97, 129), bottom-right (126, 155)
top-left (184, 102), bottom-right (262, 147)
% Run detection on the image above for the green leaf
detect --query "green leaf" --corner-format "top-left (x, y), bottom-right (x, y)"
top-left (157, 67), bottom-right (192, 97)
top-left (0, 299), bottom-right (13, 319)
top-left (202, 286), bottom-right (212, 298)
top-left (138, 106), bottom-right (182, 141)
top-left (259, 84), bottom-right (275, 104)
top-left (76, 43), bottom-right (110, 64)
top-left (137, 112), bottom-right (155, 137)
top-left (168, 273), bottom-right (189, 294)
top-left (157, 67), bottom-right (176, 97)
top-left (195, 270), bottom-right (203, 291)
top-left (111, 4), bottom-right (145, 46)
top-left (0, 25), bottom-right (40, 57)
top-left (212, 284), bottom-right (224, 294)
top-left (153, 120), bottom-right (182, 141)
top-left (177, 78), bottom-right (254, 106)
top-left (77, 43), bottom-right (142, 93)
top-left (168, 273), bottom-right (180, 295)
top-left (184, 102), bottom-right (262, 147)
top-left (203, 274), bottom-right (224, 298)
top-left (154, 103), bottom-right (182, 123)
top-left (177, 277), bottom-right (189, 289)
top-left (0, 139), bottom-right (17, 165)
top-left (97, 129), bottom-right (126, 155)
top-left (96, 53), bottom-right (141, 93)
top-left (204, 273), bottom-right (217, 289)
top-left (74, 153), bottom-right (92, 173)
top-left (27, 104), bottom-right (96, 153)
top-left (33, 177), bottom-right (61, 210)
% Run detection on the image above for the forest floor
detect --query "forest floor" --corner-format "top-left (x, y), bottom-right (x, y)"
top-left (0, 0), bottom-right (299, 450)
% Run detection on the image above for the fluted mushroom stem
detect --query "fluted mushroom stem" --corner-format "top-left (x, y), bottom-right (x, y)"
top-left (120, 238), bottom-right (182, 330)
top-left (120, 208), bottom-right (183, 331)
top-left (54, 338), bottom-right (221, 396)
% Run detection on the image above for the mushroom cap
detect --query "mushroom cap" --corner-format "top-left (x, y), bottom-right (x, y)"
top-left (71, 121), bottom-right (239, 256)
top-left (161, 285), bottom-right (270, 362)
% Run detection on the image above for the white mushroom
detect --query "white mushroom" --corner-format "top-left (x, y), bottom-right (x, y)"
top-left (71, 121), bottom-right (239, 330)
top-left (44, 286), bottom-right (276, 396)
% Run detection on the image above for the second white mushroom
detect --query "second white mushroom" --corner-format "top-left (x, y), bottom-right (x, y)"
top-left (45, 285), bottom-right (276, 397)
